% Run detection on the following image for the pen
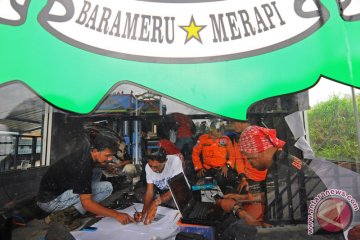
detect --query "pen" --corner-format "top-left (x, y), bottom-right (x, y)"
top-left (173, 212), bottom-right (179, 220)
top-left (134, 206), bottom-right (139, 214)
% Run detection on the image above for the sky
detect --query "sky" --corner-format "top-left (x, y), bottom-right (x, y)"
top-left (308, 77), bottom-right (357, 107)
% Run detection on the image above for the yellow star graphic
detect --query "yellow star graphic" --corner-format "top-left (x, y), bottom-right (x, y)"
top-left (179, 16), bottom-right (206, 44)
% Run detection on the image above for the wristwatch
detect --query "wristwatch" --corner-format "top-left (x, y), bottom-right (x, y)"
top-left (238, 173), bottom-right (246, 180)
top-left (232, 204), bottom-right (242, 218)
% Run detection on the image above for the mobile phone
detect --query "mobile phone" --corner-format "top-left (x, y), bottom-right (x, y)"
top-left (81, 226), bottom-right (98, 232)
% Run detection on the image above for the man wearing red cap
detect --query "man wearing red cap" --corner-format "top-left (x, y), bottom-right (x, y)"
top-left (235, 125), bottom-right (303, 191)
top-left (216, 125), bottom-right (303, 225)
top-left (239, 125), bottom-right (302, 171)
top-left (230, 122), bottom-right (268, 193)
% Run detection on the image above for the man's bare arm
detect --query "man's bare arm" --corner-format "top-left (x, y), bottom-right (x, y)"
top-left (80, 194), bottom-right (134, 224)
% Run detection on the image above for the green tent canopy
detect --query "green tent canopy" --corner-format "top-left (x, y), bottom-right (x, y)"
top-left (0, 0), bottom-right (359, 120)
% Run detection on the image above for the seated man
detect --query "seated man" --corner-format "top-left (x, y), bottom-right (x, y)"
top-left (225, 125), bottom-right (303, 223)
top-left (134, 148), bottom-right (183, 225)
top-left (104, 139), bottom-right (137, 182)
top-left (238, 125), bottom-right (302, 178)
top-left (37, 134), bottom-right (134, 230)
top-left (228, 121), bottom-right (269, 194)
top-left (192, 123), bottom-right (238, 192)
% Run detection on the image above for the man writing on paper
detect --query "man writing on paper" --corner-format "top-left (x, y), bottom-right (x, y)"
top-left (37, 134), bottom-right (134, 230)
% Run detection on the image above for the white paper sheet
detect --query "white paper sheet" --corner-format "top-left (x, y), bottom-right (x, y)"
top-left (71, 203), bottom-right (181, 240)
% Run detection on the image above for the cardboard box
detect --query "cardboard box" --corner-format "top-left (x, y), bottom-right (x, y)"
top-left (177, 220), bottom-right (215, 240)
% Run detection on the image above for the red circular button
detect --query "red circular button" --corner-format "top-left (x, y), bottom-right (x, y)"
top-left (316, 197), bottom-right (352, 233)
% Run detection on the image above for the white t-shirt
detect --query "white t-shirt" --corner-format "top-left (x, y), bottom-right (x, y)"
top-left (145, 154), bottom-right (183, 190)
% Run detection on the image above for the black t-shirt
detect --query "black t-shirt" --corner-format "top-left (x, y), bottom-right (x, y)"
top-left (37, 145), bottom-right (95, 203)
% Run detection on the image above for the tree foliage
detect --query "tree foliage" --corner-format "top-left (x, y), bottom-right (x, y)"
top-left (308, 95), bottom-right (360, 162)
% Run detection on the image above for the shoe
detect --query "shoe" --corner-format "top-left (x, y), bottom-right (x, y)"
top-left (63, 218), bottom-right (82, 231)
top-left (45, 222), bottom-right (76, 240)
top-left (44, 206), bottom-right (77, 224)
top-left (44, 206), bottom-right (82, 231)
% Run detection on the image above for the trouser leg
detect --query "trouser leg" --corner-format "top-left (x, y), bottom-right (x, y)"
top-left (37, 181), bottom-right (113, 215)
top-left (37, 189), bottom-right (82, 213)
top-left (74, 181), bottom-right (113, 214)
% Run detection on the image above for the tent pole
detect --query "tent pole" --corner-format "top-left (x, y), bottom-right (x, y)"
top-left (135, 98), bottom-right (139, 165)
top-left (351, 87), bottom-right (360, 166)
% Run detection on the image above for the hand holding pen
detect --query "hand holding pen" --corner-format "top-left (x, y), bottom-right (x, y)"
top-left (133, 206), bottom-right (144, 222)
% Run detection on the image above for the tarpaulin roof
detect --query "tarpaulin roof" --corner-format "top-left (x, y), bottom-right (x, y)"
top-left (96, 94), bottom-right (135, 113)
